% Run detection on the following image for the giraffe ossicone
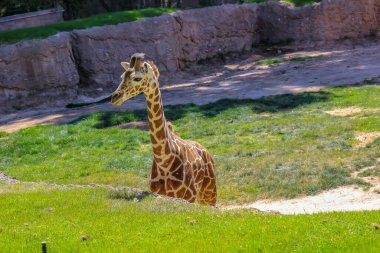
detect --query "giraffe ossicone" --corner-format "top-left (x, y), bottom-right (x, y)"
top-left (111, 53), bottom-right (217, 205)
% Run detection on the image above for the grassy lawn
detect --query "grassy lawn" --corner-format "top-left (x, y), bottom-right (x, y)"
top-left (256, 55), bottom-right (324, 65)
top-left (1, 85), bottom-right (379, 204)
top-left (0, 183), bottom-right (379, 252)
top-left (0, 8), bottom-right (176, 44)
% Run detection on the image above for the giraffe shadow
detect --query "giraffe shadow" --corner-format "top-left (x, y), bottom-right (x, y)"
top-left (109, 189), bottom-right (151, 201)
top-left (70, 90), bottom-right (333, 129)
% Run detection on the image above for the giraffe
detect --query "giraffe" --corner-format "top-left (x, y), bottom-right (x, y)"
top-left (111, 53), bottom-right (217, 205)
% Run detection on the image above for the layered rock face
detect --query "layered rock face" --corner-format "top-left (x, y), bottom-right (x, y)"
top-left (376, 1), bottom-right (380, 26)
top-left (0, 33), bottom-right (79, 112)
top-left (0, 0), bottom-right (379, 113)
top-left (257, 0), bottom-right (378, 45)
top-left (71, 14), bottom-right (182, 88)
top-left (173, 4), bottom-right (258, 67)
top-left (72, 4), bottom-right (258, 88)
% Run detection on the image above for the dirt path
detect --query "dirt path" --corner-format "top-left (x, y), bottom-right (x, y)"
top-left (221, 167), bottom-right (380, 214)
top-left (221, 186), bottom-right (380, 214)
top-left (1, 44), bottom-right (380, 132)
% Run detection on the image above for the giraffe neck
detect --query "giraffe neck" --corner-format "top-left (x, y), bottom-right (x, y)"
top-left (144, 81), bottom-right (173, 163)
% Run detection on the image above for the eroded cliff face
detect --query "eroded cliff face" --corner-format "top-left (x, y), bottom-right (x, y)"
top-left (375, 0), bottom-right (380, 26)
top-left (0, 32), bottom-right (79, 112)
top-left (71, 4), bottom-right (258, 89)
top-left (172, 4), bottom-right (258, 67)
top-left (0, 0), bottom-right (379, 113)
top-left (257, 0), bottom-right (378, 45)
top-left (71, 14), bottom-right (182, 89)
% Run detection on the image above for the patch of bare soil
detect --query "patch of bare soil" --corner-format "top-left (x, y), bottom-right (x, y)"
top-left (221, 164), bottom-right (380, 214)
top-left (325, 107), bottom-right (363, 117)
top-left (110, 121), bottom-right (149, 131)
top-left (325, 107), bottom-right (380, 118)
top-left (355, 132), bottom-right (380, 148)
top-left (351, 166), bottom-right (380, 192)
top-left (0, 172), bottom-right (19, 183)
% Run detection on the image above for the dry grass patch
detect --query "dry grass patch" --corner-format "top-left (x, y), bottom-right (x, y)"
top-left (110, 121), bottom-right (149, 131)
top-left (325, 107), bottom-right (380, 118)
top-left (325, 107), bottom-right (363, 117)
top-left (355, 132), bottom-right (380, 148)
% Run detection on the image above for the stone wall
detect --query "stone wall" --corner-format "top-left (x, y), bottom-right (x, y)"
top-left (0, 33), bottom-right (79, 112)
top-left (70, 4), bottom-right (258, 89)
top-left (376, 1), bottom-right (380, 27)
top-left (257, 0), bottom-right (378, 45)
top-left (173, 4), bottom-right (258, 67)
top-left (0, 0), bottom-right (379, 113)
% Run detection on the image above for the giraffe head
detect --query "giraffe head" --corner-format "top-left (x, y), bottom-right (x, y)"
top-left (111, 53), bottom-right (159, 106)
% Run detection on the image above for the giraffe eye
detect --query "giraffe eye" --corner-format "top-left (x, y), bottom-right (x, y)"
top-left (133, 77), bottom-right (142, 82)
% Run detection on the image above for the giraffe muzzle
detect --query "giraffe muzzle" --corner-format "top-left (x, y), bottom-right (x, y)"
top-left (111, 92), bottom-right (123, 106)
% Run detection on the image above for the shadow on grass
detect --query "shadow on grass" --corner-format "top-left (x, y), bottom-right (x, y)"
top-left (109, 189), bottom-right (151, 201)
top-left (70, 90), bottom-right (333, 129)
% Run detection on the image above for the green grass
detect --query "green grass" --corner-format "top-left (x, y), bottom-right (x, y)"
top-left (1, 85), bottom-right (380, 204)
top-left (256, 56), bottom-right (323, 65)
top-left (0, 184), bottom-right (379, 252)
top-left (0, 8), bottom-right (176, 44)
top-left (358, 166), bottom-right (380, 177)
top-left (242, 0), bottom-right (321, 6)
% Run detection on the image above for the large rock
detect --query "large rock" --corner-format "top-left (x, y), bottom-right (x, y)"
top-left (375, 1), bottom-right (380, 26)
top-left (173, 4), bottom-right (258, 67)
top-left (258, 0), bottom-right (378, 45)
top-left (0, 32), bottom-right (79, 112)
top-left (72, 4), bottom-right (259, 89)
top-left (71, 14), bottom-right (182, 88)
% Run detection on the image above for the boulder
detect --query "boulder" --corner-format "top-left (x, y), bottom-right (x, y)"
top-left (257, 0), bottom-right (378, 45)
top-left (0, 32), bottom-right (79, 92)
top-left (71, 14), bottom-right (182, 88)
top-left (71, 4), bottom-right (259, 89)
top-left (0, 32), bottom-right (79, 112)
top-left (174, 4), bottom-right (258, 67)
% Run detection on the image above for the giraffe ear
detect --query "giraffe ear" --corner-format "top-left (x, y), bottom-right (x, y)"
top-left (121, 62), bottom-right (130, 70)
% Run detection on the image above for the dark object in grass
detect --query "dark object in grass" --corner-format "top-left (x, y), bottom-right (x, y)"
top-left (109, 189), bottom-right (151, 201)
top-left (41, 241), bottom-right (47, 253)
top-left (65, 94), bottom-right (112, 108)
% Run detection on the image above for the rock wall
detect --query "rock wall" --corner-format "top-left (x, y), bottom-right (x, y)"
top-left (376, 1), bottom-right (380, 26)
top-left (0, 32), bottom-right (79, 112)
top-left (0, 0), bottom-right (379, 113)
top-left (173, 4), bottom-right (258, 67)
top-left (71, 14), bottom-right (182, 88)
top-left (258, 0), bottom-right (378, 45)
top-left (71, 4), bottom-right (258, 88)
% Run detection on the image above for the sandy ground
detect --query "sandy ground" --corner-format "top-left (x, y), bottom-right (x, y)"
top-left (1, 43), bottom-right (380, 214)
top-left (222, 166), bottom-right (380, 214)
top-left (221, 186), bottom-right (380, 214)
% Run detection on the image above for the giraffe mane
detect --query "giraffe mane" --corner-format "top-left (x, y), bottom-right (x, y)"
top-left (146, 60), bottom-right (160, 80)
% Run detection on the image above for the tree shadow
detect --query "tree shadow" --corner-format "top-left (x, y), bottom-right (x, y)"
top-left (70, 90), bottom-right (334, 129)
top-left (164, 90), bottom-right (333, 120)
